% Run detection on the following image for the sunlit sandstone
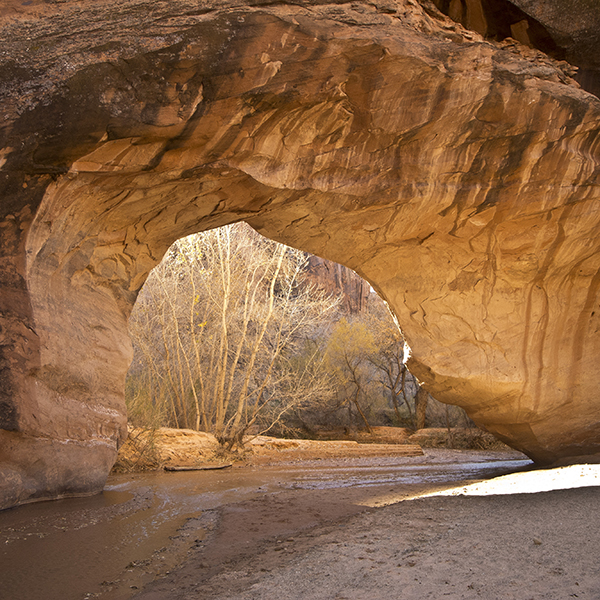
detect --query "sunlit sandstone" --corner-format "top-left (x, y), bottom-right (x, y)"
top-left (1, 0), bottom-right (599, 508)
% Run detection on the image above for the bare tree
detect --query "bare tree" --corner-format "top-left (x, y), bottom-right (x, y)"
top-left (127, 223), bottom-right (339, 448)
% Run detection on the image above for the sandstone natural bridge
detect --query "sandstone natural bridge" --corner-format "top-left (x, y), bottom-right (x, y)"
top-left (1, 0), bottom-right (599, 510)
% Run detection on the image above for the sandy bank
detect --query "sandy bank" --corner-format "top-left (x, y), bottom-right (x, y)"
top-left (112, 427), bottom-right (426, 472)
top-left (132, 460), bottom-right (600, 600)
top-left (112, 426), bottom-right (508, 473)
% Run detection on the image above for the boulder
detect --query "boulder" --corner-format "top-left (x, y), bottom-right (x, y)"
top-left (1, 0), bottom-right (599, 508)
top-left (112, 427), bottom-right (221, 473)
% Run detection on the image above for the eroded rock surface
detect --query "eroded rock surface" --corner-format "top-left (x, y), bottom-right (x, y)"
top-left (1, 0), bottom-right (599, 508)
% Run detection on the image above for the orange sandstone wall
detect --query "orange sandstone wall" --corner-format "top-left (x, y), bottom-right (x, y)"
top-left (0, 0), bottom-right (599, 508)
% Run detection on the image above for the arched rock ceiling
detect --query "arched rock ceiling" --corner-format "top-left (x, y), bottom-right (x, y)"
top-left (1, 0), bottom-right (599, 509)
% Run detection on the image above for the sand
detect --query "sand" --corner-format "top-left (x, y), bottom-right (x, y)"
top-left (132, 456), bottom-right (600, 600)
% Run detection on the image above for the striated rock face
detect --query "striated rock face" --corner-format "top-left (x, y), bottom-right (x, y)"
top-left (1, 0), bottom-right (599, 509)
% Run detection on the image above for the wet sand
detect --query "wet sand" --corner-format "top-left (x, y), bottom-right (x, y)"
top-left (131, 456), bottom-right (600, 600)
top-left (168, 487), bottom-right (600, 600)
top-left (2, 449), bottom-right (598, 599)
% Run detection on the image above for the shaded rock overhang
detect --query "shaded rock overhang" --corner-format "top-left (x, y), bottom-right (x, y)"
top-left (0, 0), bottom-right (599, 509)
top-left (429, 0), bottom-right (600, 97)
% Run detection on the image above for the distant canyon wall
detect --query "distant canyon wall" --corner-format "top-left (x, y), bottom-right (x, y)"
top-left (0, 0), bottom-right (599, 509)
top-left (305, 256), bottom-right (372, 315)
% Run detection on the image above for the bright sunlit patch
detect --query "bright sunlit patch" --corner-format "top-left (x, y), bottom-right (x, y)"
top-left (402, 340), bottom-right (412, 365)
top-left (420, 463), bottom-right (600, 497)
top-left (357, 463), bottom-right (600, 507)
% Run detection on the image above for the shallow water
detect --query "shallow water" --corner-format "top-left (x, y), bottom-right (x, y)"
top-left (0, 451), bottom-right (531, 600)
top-left (285, 458), bottom-right (530, 489)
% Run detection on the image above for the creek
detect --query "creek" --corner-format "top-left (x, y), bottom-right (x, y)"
top-left (0, 451), bottom-right (531, 600)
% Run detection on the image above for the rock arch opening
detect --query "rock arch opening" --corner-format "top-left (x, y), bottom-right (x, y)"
top-left (123, 223), bottom-right (428, 445)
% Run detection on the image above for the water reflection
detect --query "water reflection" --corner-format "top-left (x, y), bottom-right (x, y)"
top-left (286, 459), bottom-right (530, 489)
